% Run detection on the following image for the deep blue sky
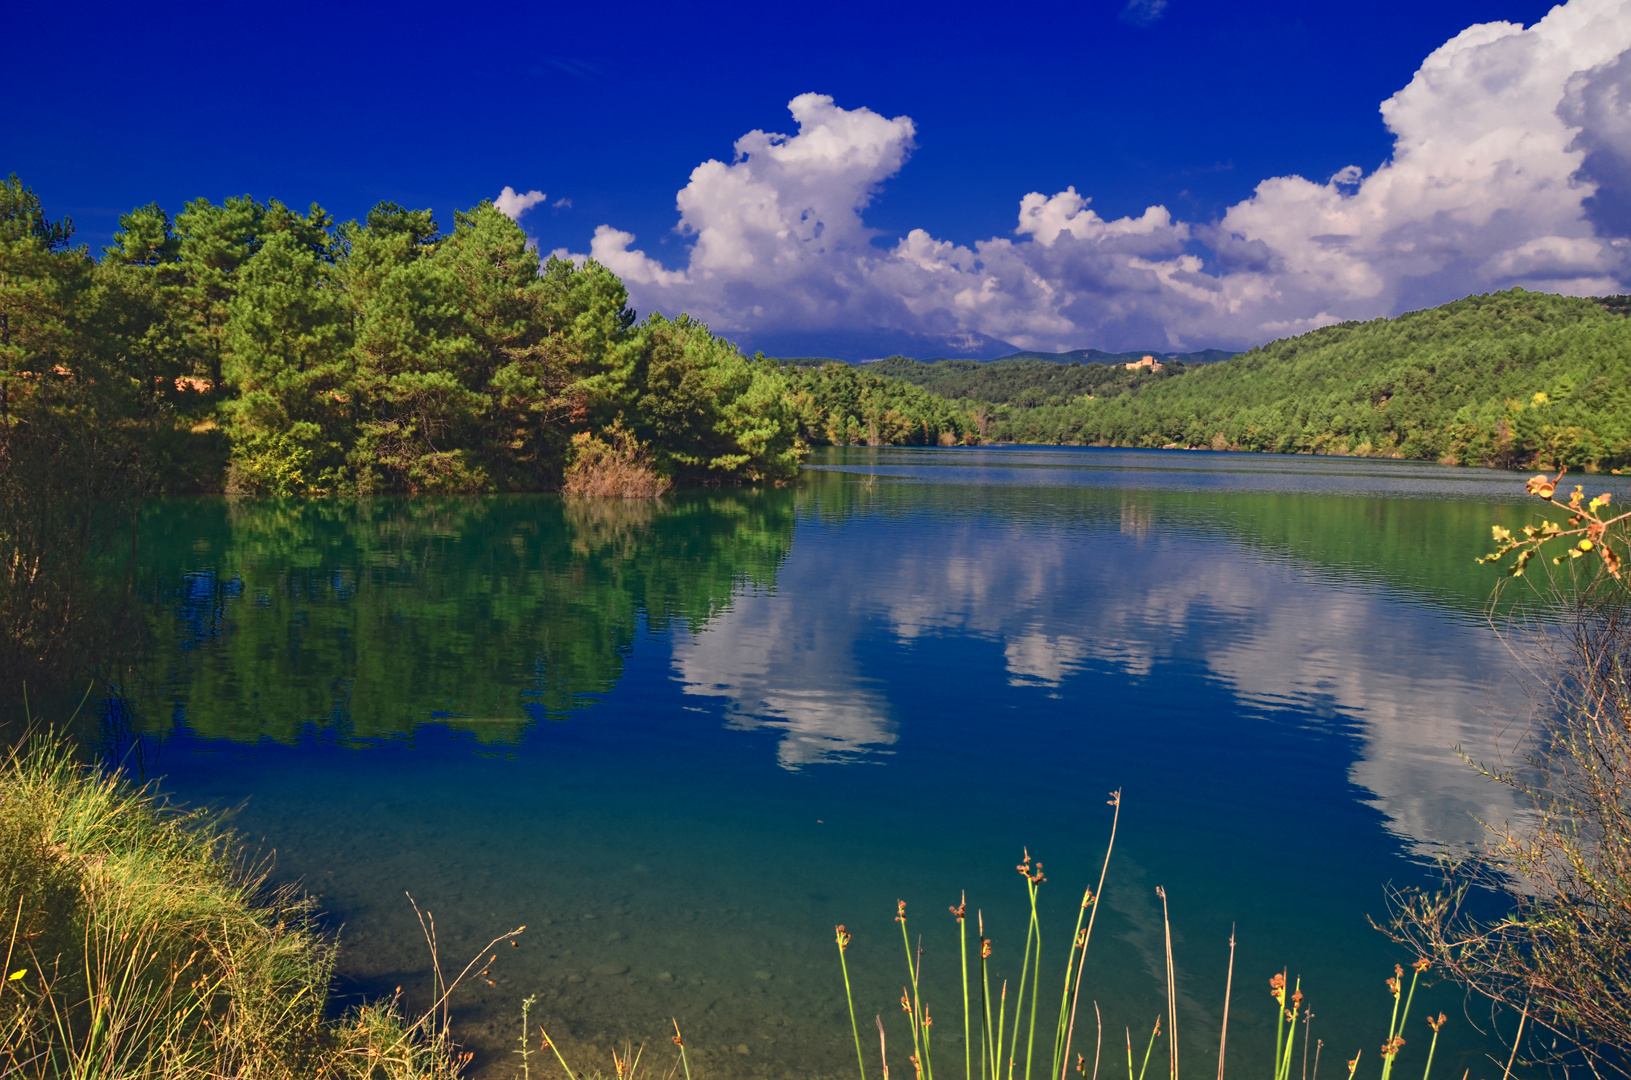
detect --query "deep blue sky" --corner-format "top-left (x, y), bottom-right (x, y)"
top-left (10, 0), bottom-right (1558, 259)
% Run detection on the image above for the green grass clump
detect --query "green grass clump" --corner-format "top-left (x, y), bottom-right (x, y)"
top-left (0, 730), bottom-right (463, 1079)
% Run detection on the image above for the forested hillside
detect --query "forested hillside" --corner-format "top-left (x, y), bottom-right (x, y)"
top-left (991, 290), bottom-right (1631, 469)
top-left (783, 361), bottom-right (977, 445)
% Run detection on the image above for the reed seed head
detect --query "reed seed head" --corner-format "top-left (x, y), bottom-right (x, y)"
top-left (1428, 1013), bottom-right (1446, 1033)
top-left (981, 938), bottom-right (993, 959)
top-left (902, 992), bottom-right (913, 1014)
top-left (1381, 1036), bottom-right (1405, 1060)
top-left (836, 925), bottom-right (851, 952)
top-left (1152, 1017), bottom-right (1161, 1037)
top-left (1412, 958), bottom-right (1431, 973)
top-left (950, 893), bottom-right (967, 921)
top-left (896, 900), bottom-right (908, 924)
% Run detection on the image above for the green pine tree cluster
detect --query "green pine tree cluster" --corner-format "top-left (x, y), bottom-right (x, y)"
top-left (987, 290), bottom-right (1631, 467)
top-left (783, 361), bottom-right (978, 446)
top-left (0, 175), bottom-right (802, 500)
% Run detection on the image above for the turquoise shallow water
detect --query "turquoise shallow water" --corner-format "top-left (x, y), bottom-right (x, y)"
top-left (113, 448), bottom-right (1626, 1080)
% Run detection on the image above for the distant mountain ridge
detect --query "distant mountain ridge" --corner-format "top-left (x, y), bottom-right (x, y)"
top-left (988, 347), bottom-right (1238, 366)
top-left (735, 327), bottom-right (1237, 365)
top-left (732, 328), bottom-right (1020, 363)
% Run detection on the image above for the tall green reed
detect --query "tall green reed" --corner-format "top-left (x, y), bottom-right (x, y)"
top-left (836, 789), bottom-right (1456, 1080)
top-left (839, 925), bottom-right (868, 1080)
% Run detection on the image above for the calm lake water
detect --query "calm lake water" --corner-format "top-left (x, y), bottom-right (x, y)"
top-left (115, 447), bottom-right (1623, 1080)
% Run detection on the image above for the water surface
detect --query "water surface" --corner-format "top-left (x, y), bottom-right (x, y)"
top-left (122, 448), bottom-right (1618, 1080)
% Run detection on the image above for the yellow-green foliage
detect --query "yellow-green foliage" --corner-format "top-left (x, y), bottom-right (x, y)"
top-left (0, 733), bottom-right (458, 1079)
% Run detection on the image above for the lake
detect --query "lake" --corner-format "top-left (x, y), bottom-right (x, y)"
top-left (114, 447), bottom-right (1611, 1080)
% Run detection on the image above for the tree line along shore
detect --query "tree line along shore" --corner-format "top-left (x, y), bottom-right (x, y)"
top-left (7, 174), bottom-right (1631, 514)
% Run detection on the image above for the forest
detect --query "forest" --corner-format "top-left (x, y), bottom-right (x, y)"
top-left (0, 175), bottom-right (802, 501)
top-left (866, 354), bottom-right (1179, 408)
top-left (782, 360), bottom-right (979, 445)
top-left (992, 290), bottom-right (1631, 467)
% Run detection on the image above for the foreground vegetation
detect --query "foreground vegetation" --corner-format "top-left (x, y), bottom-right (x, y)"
top-left (1388, 473), bottom-right (1631, 1077)
top-left (831, 808), bottom-right (1456, 1080)
top-left (0, 729), bottom-right (478, 1079)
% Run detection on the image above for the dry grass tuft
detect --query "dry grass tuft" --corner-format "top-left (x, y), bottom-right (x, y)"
top-left (562, 428), bottom-right (671, 498)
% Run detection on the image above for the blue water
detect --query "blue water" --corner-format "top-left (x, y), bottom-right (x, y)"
top-left (121, 448), bottom-right (1612, 1080)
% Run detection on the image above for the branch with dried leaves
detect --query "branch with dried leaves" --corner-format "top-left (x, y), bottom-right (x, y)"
top-left (1477, 469), bottom-right (1629, 579)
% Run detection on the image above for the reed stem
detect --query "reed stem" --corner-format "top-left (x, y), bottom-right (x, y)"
top-left (518, 995), bottom-right (537, 1080)
top-left (1156, 887), bottom-right (1177, 1080)
top-left (1062, 792), bottom-right (1121, 1080)
top-left (956, 896), bottom-right (972, 1080)
top-left (1023, 871), bottom-right (1044, 1080)
top-left (1136, 1019), bottom-right (1161, 1080)
top-left (980, 914), bottom-right (996, 1080)
top-left (1216, 928), bottom-right (1234, 1080)
top-left (1421, 1017), bottom-right (1445, 1080)
top-left (539, 1023), bottom-right (580, 1080)
top-left (673, 1019), bottom-right (692, 1080)
top-left (898, 904), bottom-right (929, 1080)
top-left (838, 926), bottom-right (867, 1080)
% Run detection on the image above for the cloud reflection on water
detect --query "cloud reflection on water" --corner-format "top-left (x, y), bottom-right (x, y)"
top-left (672, 500), bottom-right (1523, 854)
top-left (673, 587), bottom-right (898, 769)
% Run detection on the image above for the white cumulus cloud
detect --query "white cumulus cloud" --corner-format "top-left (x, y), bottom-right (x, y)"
top-left (494, 186), bottom-right (548, 221)
top-left (577, 0), bottom-right (1631, 353)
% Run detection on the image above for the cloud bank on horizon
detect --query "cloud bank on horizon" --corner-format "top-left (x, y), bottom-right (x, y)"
top-left (510, 0), bottom-right (1631, 355)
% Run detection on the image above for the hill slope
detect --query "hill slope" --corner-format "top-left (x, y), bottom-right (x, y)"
top-left (992, 290), bottom-right (1631, 469)
top-left (867, 355), bottom-right (1176, 406)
